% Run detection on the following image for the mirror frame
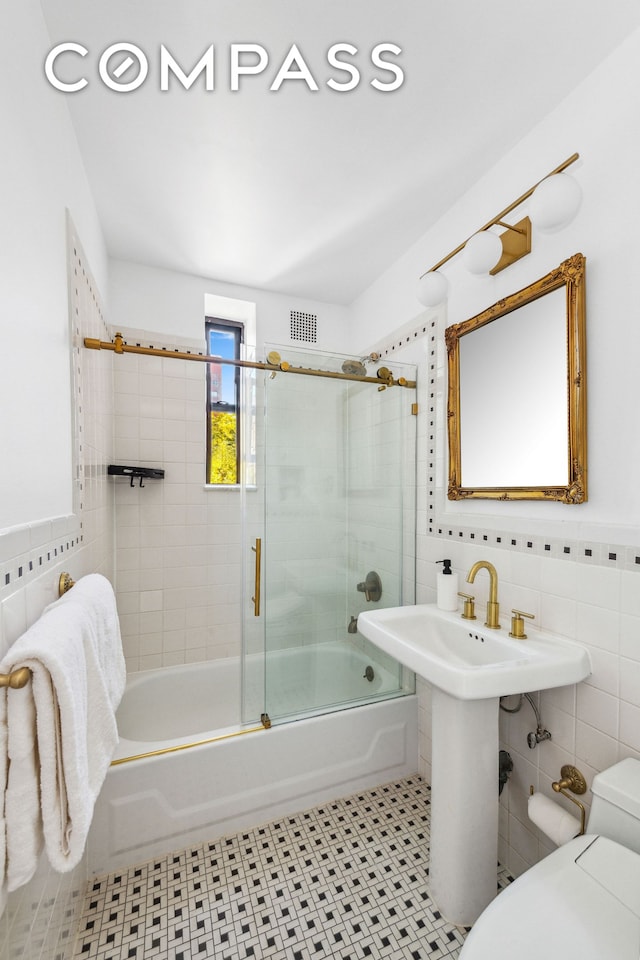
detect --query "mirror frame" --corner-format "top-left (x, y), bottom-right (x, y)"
top-left (446, 252), bottom-right (587, 503)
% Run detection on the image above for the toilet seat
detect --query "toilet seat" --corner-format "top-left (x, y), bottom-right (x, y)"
top-left (460, 835), bottom-right (640, 959)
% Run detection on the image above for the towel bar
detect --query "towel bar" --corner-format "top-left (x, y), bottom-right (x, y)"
top-left (0, 667), bottom-right (30, 689)
top-left (0, 573), bottom-right (76, 690)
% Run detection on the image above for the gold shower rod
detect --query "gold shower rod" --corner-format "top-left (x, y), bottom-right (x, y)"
top-left (84, 333), bottom-right (416, 389)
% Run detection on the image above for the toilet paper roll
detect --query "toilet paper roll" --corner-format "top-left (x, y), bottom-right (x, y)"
top-left (528, 792), bottom-right (581, 846)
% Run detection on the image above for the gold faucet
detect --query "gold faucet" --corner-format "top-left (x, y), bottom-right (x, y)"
top-left (466, 560), bottom-right (500, 629)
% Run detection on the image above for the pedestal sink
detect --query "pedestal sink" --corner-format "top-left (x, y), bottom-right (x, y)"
top-left (357, 604), bottom-right (591, 925)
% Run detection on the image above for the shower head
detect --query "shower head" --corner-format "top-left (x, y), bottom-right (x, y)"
top-left (341, 359), bottom-right (367, 377)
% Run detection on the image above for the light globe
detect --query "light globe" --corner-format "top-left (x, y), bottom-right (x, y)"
top-left (529, 173), bottom-right (582, 232)
top-left (462, 231), bottom-right (503, 275)
top-left (416, 270), bottom-right (449, 307)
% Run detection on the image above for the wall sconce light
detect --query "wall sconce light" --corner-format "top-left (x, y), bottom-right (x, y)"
top-left (416, 153), bottom-right (581, 306)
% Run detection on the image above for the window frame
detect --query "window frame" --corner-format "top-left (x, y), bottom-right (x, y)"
top-left (205, 317), bottom-right (244, 486)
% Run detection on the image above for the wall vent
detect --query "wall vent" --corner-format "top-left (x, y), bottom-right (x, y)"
top-left (290, 310), bottom-right (317, 343)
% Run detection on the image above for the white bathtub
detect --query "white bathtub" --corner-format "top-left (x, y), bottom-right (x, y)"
top-left (88, 643), bottom-right (418, 874)
top-left (115, 657), bottom-right (243, 749)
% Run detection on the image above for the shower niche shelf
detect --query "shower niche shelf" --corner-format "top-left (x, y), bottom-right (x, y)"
top-left (108, 464), bottom-right (165, 488)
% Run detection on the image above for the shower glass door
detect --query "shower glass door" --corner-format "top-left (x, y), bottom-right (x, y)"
top-left (260, 345), bottom-right (417, 725)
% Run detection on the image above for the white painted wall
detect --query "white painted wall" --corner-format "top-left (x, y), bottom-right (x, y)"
top-left (0, 0), bottom-right (108, 531)
top-left (351, 26), bottom-right (640, 540)
top-left (350, 28), bottom-right (640, 878)
top-left (109, 259), bottom-right (351, 354)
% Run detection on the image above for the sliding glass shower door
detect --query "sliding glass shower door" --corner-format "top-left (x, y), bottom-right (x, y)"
top-left (259, 345), bottom-right (417, 725)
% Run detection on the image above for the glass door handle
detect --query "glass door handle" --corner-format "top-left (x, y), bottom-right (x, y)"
top-left (252, 538), bottom-right (261, 616)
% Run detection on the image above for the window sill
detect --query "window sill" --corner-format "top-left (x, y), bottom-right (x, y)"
top-left (203, 485), bottom-right (257, 492)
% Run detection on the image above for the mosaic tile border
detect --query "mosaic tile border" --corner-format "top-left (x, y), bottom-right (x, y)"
top-left (0, 518), bottom-right (83, 603)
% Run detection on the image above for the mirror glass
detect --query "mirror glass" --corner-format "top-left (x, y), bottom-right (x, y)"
top-left (447, 253), bottom-right (587, 503)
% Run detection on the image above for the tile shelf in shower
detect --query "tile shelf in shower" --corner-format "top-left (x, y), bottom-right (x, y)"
top-left (108, 464), bottom-right (165, 487)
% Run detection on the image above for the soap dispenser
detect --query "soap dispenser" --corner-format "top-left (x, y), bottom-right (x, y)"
top-left (436, 559), bottom-right (459, 611)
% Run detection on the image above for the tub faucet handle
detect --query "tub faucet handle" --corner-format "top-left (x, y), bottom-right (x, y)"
top-left (357, 571), bottom-right (382, 603)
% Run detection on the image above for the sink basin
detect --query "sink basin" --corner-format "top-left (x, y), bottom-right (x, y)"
top-left (357, 603), bottom-right (591, 700)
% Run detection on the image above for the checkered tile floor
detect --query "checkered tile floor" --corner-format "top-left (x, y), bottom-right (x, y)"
top-left (73, 776), bottom-right (513, 960)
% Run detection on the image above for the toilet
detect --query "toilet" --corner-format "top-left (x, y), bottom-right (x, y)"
top-left (460, 758), bottom-right (640, 959)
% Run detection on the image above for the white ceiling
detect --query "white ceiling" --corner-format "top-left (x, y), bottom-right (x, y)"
top-left (39, 0), bottom-right (640, 304)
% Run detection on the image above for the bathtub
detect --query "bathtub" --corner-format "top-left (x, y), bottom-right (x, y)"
top-left (88, 642), bottom-right (418, 874)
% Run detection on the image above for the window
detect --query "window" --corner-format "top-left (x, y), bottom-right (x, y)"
top-left (206, 318), bottom-right (243, 485)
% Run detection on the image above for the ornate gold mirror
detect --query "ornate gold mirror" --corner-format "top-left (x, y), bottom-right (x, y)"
top-left (446, 253), bottom-right (587, 503)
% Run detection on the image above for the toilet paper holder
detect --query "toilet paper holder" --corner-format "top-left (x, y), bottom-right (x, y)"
top-left (553, 765), bottom-right (587, 835)
top-left (530, 765), bottom-right (587, 836)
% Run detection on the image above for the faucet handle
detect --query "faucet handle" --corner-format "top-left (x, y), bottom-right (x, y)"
top-left (458, 592), bottom-right (476, 621)
top-left (357, 571), bottom-right (382, 603)
top-left (510, 609), bottom-right (535, 639)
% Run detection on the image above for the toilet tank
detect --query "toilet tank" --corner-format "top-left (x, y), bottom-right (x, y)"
top-left (588, 758), bottom-right (640, 854)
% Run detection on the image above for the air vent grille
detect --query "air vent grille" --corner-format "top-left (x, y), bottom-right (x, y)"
top-left (290, 310), bottom-right (317, 343)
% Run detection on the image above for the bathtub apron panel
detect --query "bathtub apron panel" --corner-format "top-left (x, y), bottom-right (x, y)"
top-left (88, 695), bottom-right (418, 874)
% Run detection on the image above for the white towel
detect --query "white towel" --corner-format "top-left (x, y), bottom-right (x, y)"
top-left (4, 677), bottom-right (44, 890)
top-left (0, 573), bottom-right (125, 889)
top-left (0, 690), bottom-right (9, 892)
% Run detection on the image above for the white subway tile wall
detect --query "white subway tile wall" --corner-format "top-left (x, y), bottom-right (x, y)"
top-left (112, 334), bottom-right (417, 679)
top-left (112, 328), bottom-right (242, 672)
